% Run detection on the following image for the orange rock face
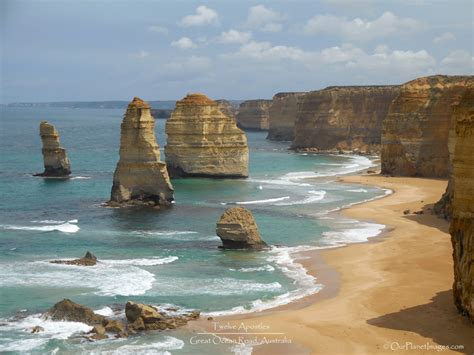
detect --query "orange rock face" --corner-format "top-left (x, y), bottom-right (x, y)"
top-left (267, 92), bottom-right (305, 141)
top-left (292, 86), bottom-right (399, 153)
top-left (236, 100), bottom-right (272, 130)
top-left (449, 87), bottom-right (474, 320)
top-left (381, 75), bottom-right (473, 177)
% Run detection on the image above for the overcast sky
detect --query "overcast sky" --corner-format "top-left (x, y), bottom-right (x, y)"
top-left (1, 0), bottom-right (473, 103)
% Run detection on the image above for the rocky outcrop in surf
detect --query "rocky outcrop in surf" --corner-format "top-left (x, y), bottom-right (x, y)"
top-left (292, 86), bottom-right (399, 153)
top-left (47, 299), bottom-right (107, 325)
top-left (381, 75), bottom-right (473, 177)
top-left (216, 207), bottom-right (267, 250)
top-left (35, 121), bottom-right (71, 177)
top-left (449, 88), bottom-right (474, 320)
top-left (165, 93), bottom-right (249, 178)
top-left (50, 251), bottom-right (97, 266)
top-left (267, 92), bottom-right (305, 141)
top-left (108, 97), bottom-right (174, 207)
top-left (236, 100), bottom-right (272, 131)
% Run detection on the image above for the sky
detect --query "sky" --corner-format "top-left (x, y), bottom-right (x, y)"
top-left (1, 0), bottom-right (473, 103)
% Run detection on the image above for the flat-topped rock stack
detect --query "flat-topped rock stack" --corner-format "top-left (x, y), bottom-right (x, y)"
top-left (35, 121), bottom-right (71, 177)
top-left (216, 99), bottom-right (237, 121)
top-left (236, 100), bottom-right (272, 131)
top-left (165, 93), bottom-right (249, 178)
top-left (449, 87), bottom-right (474, 320)
top-left (381, 75), bottom-right (473, 177)
top-left (292, 86), bottom-right (399, 154)
top-left (108, 97), bottom-right (174, 207)
top-left (267, 92), bottom-right (305, 141)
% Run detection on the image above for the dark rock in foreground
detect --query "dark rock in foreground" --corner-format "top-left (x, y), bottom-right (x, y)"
top-left (50, 251), bottom-right (97, 266)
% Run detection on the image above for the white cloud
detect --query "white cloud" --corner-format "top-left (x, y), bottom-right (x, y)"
top-left (245, 5), bottom-right (283, 32)
top-left (433, 32), bottom-right (455, 44)
top-left (179, 5), bottom-right (219, 27)
top-left (439, 50), bottom-right (474, 74)
top-left (171, 37), bottom-right (197, 49)
top-left (303, 12), bottom-right (423, 41)
top-left (133, 50), bottom-right (149, 59)
top-left (219, 30), bottom-right (252, 44)
top-left (148, 26), bottom-right (168, 35)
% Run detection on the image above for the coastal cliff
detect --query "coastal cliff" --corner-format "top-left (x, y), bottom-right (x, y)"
top-left (216, 99), bottom-right (237, 121)
top-left (236, 100), bottom-right (271, 131)
top-left (449, 88), bottom-right (474, 320)
top-left (267, 92), bottom-right (305, 141)
top-left (35, 121), bottom-right (71, 177)
top-left (292, 86), bottom-right (399, 153)
top-left (165, 93), bottom-right (249, 178)
top-left (381, 75), bottom-right (473, 177)
top-left (108, 97), bottom-right (174, 207)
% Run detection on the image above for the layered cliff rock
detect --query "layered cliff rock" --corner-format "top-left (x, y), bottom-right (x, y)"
top-left (108, 97), bottom-right (174, 207)
top-left (236, 100), bottom-right (272, 130)
top-left (449, 88), bottom-right (474, 320)
top-left (267, 92), bottom-right (305, 141)
top-left (35, 121), bottom-right (71, 177)
top-left (292, 86), bottom-right (399, 153)
top-left (216, 207), bottom-right (267, 250)
top-left (216, 99), bottom-right (237, 121)
top-left (381, 75), bottom-right (473, 177)
top-left (165, 93), bottom-right (249, 178)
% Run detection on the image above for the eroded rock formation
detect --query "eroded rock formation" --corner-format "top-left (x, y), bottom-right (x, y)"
top-left (216, 207), bottom-right (267, 249)
top-left (108, 97), bottom-right (174, 207)
top-left (449, 88), bottom-right (474, 320)
top-left (292, 86), bottom-right (399, 153)
top-left (216, 99), bottom-right (237, 121)
top-left (50, 251), bottom-right (97, 266)
top-left (47, 299), bottom-right (106, 325)
top-left (236, 100), bottom-right (272, 130)
top-left (381, 75), bottom-right (473, 177)
top-left (165, 93), bottom-right (249, 178)
top-left (35, 121), bottom-right (71, 177)
top-left (267, 92), bottom-right (305, 141)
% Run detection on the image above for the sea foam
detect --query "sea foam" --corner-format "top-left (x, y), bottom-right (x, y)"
top-left (0, 220), bottom-right (79, 233)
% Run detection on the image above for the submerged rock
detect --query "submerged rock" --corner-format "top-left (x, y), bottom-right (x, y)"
top-left (449, 88), bottom-right (474, 321)
top-left (216, 207), bottom-right (267, 250)
top-left (236, 100), bottom-right (272, 131)
top-left (108, 97), bottom-right (174, 207)
top-left (165, 93), bottom-right (249, 178)
top-left (35, 121), bottom-right (71, 177)
top-left (50, 251), bottom-right (97, 266)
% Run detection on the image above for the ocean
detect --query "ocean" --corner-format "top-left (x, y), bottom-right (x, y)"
top-left (0, 107), bottom-right (389, 353)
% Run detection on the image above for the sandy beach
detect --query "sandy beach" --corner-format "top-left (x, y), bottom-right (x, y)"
top-left (196, 174), bottom-right (473, 354)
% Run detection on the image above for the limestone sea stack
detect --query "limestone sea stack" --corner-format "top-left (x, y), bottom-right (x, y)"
top-left (35, 121), bottom-right (71, 177)
top-left (292, 86), bottom-right (399, 153)
top-left (216, 207), bottom-right (267, 250)
top-left (108, 97), bottom-right (174, 207)
top-left (216, 99), bottom-right (237, 122)
top-left (381, 75), bottom-right (473, 177)
top-left (449, 88), bottom-right (474, 320)
top-left (267, 92), bottom-right (305, 141)
top-left (236, 100), bottom-right (272, 131)
top-left (165, 93), bottom-right (249, 178)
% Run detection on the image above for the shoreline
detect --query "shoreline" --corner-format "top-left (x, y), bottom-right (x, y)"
top-left (193, 174), bottom-right (473, 354)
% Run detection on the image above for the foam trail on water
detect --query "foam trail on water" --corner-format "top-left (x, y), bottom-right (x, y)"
top-left (0, 220), bottom-right (80, 233)
top-left (225, 196), bottom-right (290, 205)
top-left (102, 256), bottom-right (178, 266)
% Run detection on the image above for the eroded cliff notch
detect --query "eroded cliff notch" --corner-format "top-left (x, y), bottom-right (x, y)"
top-left (165, 93), bottom-right (249, 178)
top-left (108, 97), bottom-right (174, 207)
top-left (35, 121), bottom-right (71, 177)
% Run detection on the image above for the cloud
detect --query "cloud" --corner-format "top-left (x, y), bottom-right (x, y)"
top-left (171, 37), bottom-right (197, 49)
top-left (179, 5), bottom-right (219, 27)
top-left (218, 30), bottom-right (252, 44)
top-left (439, 50), bottom-right (474, 74)
top-left (245, 5), bottom-right (283, 32)
top-left (433, 32), bottom-right (455, 44)
top-left (303, 12), bottom-right (423, 41)
top-left (148, 26), bottom-right (168, 35)
top-left (135, 50), bottom-right (149, 59)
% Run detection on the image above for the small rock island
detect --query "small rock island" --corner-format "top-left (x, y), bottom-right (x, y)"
top-left (108, 97), bottom-right (174, 207)
top-left (35, 121), bottom-right (71, 177)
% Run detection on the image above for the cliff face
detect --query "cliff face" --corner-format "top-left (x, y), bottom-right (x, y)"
top-left (449, 88), bottom-right (474, 320)
top-left (292, 86), bottom-right (399, 153)
top-left (236, 100), bottom-right (272, 130)
top-left (165, 93), bottom-right (249, 178)
top-left (381, 75), bottom-right (473, 177)
top-left (35, 121), bottom-right (71, 177)
top-left (216, 99), bottom-right (237, 122)
top-left (109, 97), bottom-right (174, 207)
top-left (267, 92), bottom-right (305, 141)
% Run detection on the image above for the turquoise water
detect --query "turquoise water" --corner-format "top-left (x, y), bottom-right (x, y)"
top-left (0, 107), bottom-right (388, 353)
